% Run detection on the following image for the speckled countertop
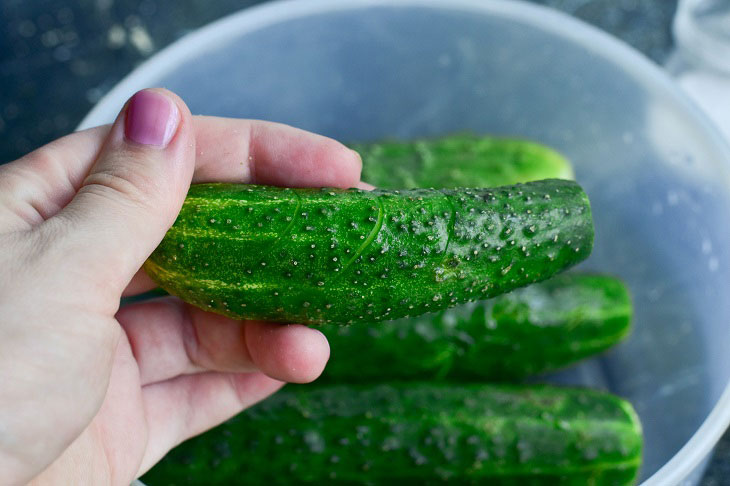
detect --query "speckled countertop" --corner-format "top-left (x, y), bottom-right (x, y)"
top-left (2, 0), bottom-right (729, 484)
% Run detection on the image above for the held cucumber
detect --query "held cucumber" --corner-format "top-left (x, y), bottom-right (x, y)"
top-left (145, 180), bottom-right (594, 325)
top-left (319, 273), bottom-right (633, 382)
top-left (143, 383), bottom-right (643, 485)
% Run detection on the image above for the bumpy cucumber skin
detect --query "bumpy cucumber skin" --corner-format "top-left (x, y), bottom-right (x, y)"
top-left (319, 273), bottom-right (632, 382)
top-left (144, 180), bottom-right (593, 325)
top-left (354, 134), bottom-right (575, 190)
top-left (142, 383), bottom-right (642, 485)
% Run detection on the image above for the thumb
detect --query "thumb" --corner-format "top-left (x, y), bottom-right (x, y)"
top-left (54, 88), bottom-right (195, 297)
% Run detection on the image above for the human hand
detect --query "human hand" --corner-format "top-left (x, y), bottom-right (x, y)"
top-left (0, 89), bottom-right (364, 485)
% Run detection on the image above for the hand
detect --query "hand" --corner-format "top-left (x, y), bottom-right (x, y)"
top-left (0, 89), bottom-right (364, 485)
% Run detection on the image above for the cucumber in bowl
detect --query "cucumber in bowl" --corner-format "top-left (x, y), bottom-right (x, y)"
top-left (319, 272), bottom-right (632, 382)
top-left (142, 383), bottom-right (643, 485)
top-left (355, 134), bottom-right (575, 189)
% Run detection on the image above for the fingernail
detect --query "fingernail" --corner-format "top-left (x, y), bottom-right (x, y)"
top-left (124, 90), bottom-right (179, 147)
top-left (356, 181), bottom-right (376, 191)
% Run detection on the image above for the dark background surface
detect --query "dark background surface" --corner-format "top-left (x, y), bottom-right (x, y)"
top-left (2, 0), bottom-right (730, 483)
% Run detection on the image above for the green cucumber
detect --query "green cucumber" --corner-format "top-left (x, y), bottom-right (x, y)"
top-left (142, 383), bottom-right (643, 485)
top-left (319, 273), bottom-right (632, 382)
top-left (354, 134), bottom-right (574, 189)
top-left (145, 180), bottom-right (593, 325)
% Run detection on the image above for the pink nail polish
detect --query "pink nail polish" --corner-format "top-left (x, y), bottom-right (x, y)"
top-left (124, 90), bottom-right (179, 147)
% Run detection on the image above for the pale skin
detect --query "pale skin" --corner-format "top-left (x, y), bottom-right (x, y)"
top-left (0, 89), bottom-right (367, 485)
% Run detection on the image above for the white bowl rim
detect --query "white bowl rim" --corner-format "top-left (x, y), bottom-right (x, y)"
top-left (79, 1), bottom-right (730, 484)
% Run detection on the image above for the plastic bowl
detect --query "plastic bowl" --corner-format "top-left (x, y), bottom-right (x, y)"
top-left (80, 1), bottom-right (730, 484)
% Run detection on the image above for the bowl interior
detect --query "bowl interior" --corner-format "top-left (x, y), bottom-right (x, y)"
top-left (81, 1), bottom-right (730, 482)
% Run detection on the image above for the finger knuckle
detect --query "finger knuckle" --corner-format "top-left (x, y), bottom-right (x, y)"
top-left (81, 160), bottom-right (161, 211)
top-left (18, 146), bottom-right (62, 175)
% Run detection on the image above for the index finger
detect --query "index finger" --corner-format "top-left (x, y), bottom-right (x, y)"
top-left (192, 116), bottom-right (362, 188)
top-left (4, 116), bottom-right (362, 229)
